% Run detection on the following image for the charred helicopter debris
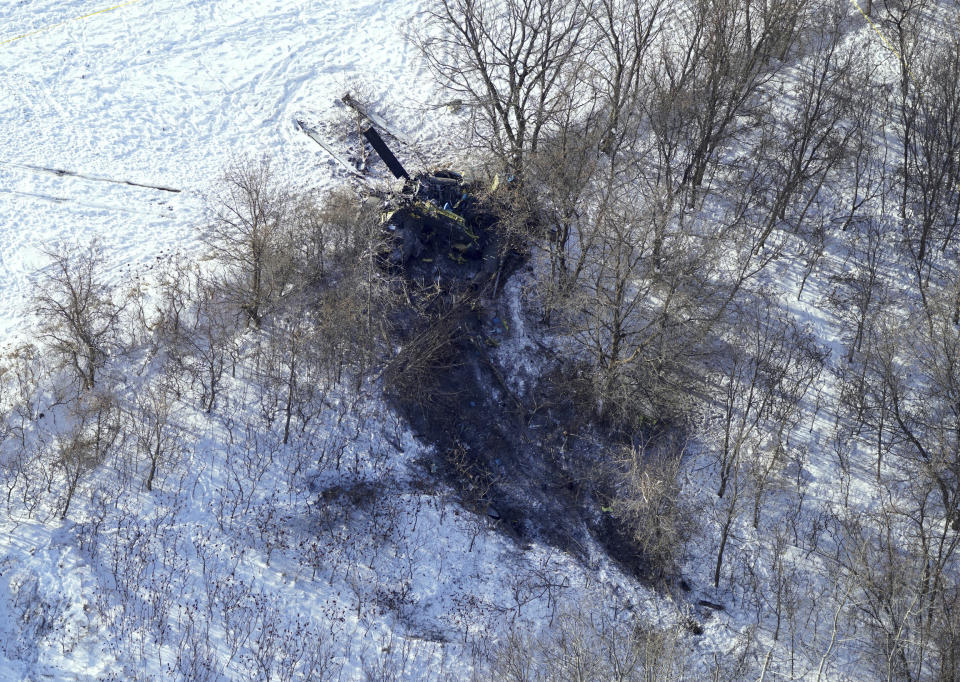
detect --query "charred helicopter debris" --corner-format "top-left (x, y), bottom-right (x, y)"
top-left (361, 125), bottom-right (496, 284)
top-left (297, 98), bottom-right (501, 288)
top-left (379, 170), bottom-right (498, 286)
top-left (297, 94), bottom-right (499, 284)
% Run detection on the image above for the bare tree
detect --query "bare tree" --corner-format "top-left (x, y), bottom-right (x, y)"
top-left (383, 296), bottom-right (465, 409)
top-left (609, 438), bottom-right (692, 581)
top-left (585, 0), bottom-right (667, 160)
top-left (34, 241), bottom-right (125, 391)
top-left (753, 3), bottom-right (862, 252)
top-left (414, 0), bottom-right (591, 175)
top-left (523, 122), bottom-right (605, 303)
top-left (836, 495), bottom-right (960, 681)
top-left (183, 276), bottom-right (240, 414)
top-left (863, 289), bottom-right (960, 532)
top-left (310, 188), bottom-right (398, 383)
top-left (129, 370), bottom-right (182, 492)
top-left (253, 307), bottom-right (330, 445)
top-left (828, 219), bottom-right (889, 365)
top-left (711, 293), bottom-right (824, 584)
top-left (552, 172), bottom-right (728, 428)
top-left (55, 389), bottom-right (123, 518)
top-left (902, 25), bottom-right (960, 273)
top-left (670, 0), bottom-right (809, 195)
top-left (206, 156), bottom-right (296, 328)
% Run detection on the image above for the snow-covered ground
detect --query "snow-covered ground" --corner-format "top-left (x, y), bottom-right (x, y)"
top-left (1, 0), bottom-right (957, 680)
top-left (0, 2), bottom-right (474, 678)
top-left (0, 3), bottom-right (653, 680)
top-left (0, 0), bottom-right (451, 342)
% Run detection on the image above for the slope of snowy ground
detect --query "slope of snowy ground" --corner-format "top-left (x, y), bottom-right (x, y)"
top-left (0, 365), bottom-right (657, 679)
top-left (0, 2), bottom-right (656, 680)
top-left (0, 2), bottom-right (478, 679)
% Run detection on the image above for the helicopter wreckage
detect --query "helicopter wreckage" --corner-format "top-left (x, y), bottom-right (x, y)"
top-left (295, 96), bottom-right (508, 289)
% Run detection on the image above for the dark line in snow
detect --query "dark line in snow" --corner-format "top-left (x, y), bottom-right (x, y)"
top-left (0, 187), bottom-right (159, 215)
top-left (0, 188), bottom-right (69, 203)
top-left (1, 161), bottom-right (181, 193)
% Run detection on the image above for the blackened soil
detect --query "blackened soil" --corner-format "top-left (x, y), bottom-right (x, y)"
top-left (384, 215), bottom-right (651, 578)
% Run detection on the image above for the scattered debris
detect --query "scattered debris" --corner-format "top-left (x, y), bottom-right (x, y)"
top-left (341, 92), bottom-right (408, 144)
top-left (301, 104), bottom-right (668, 584)
top-left (362, 124), bottom-right (409, 180)
top-left (294, 118), bottom-right (365, 178)
top-left (697, 599), bottom-right (725, 611)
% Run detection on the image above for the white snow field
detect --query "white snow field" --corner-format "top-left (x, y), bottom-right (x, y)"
top-left (0, 0), bottom-right (448, 344)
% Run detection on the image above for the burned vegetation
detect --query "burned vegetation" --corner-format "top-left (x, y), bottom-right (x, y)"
top-left (309, 116), bottom-right (689, 584)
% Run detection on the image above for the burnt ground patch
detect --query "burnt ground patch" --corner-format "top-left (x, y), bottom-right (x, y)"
top-left (381, 184), bottom-right (661, 580)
